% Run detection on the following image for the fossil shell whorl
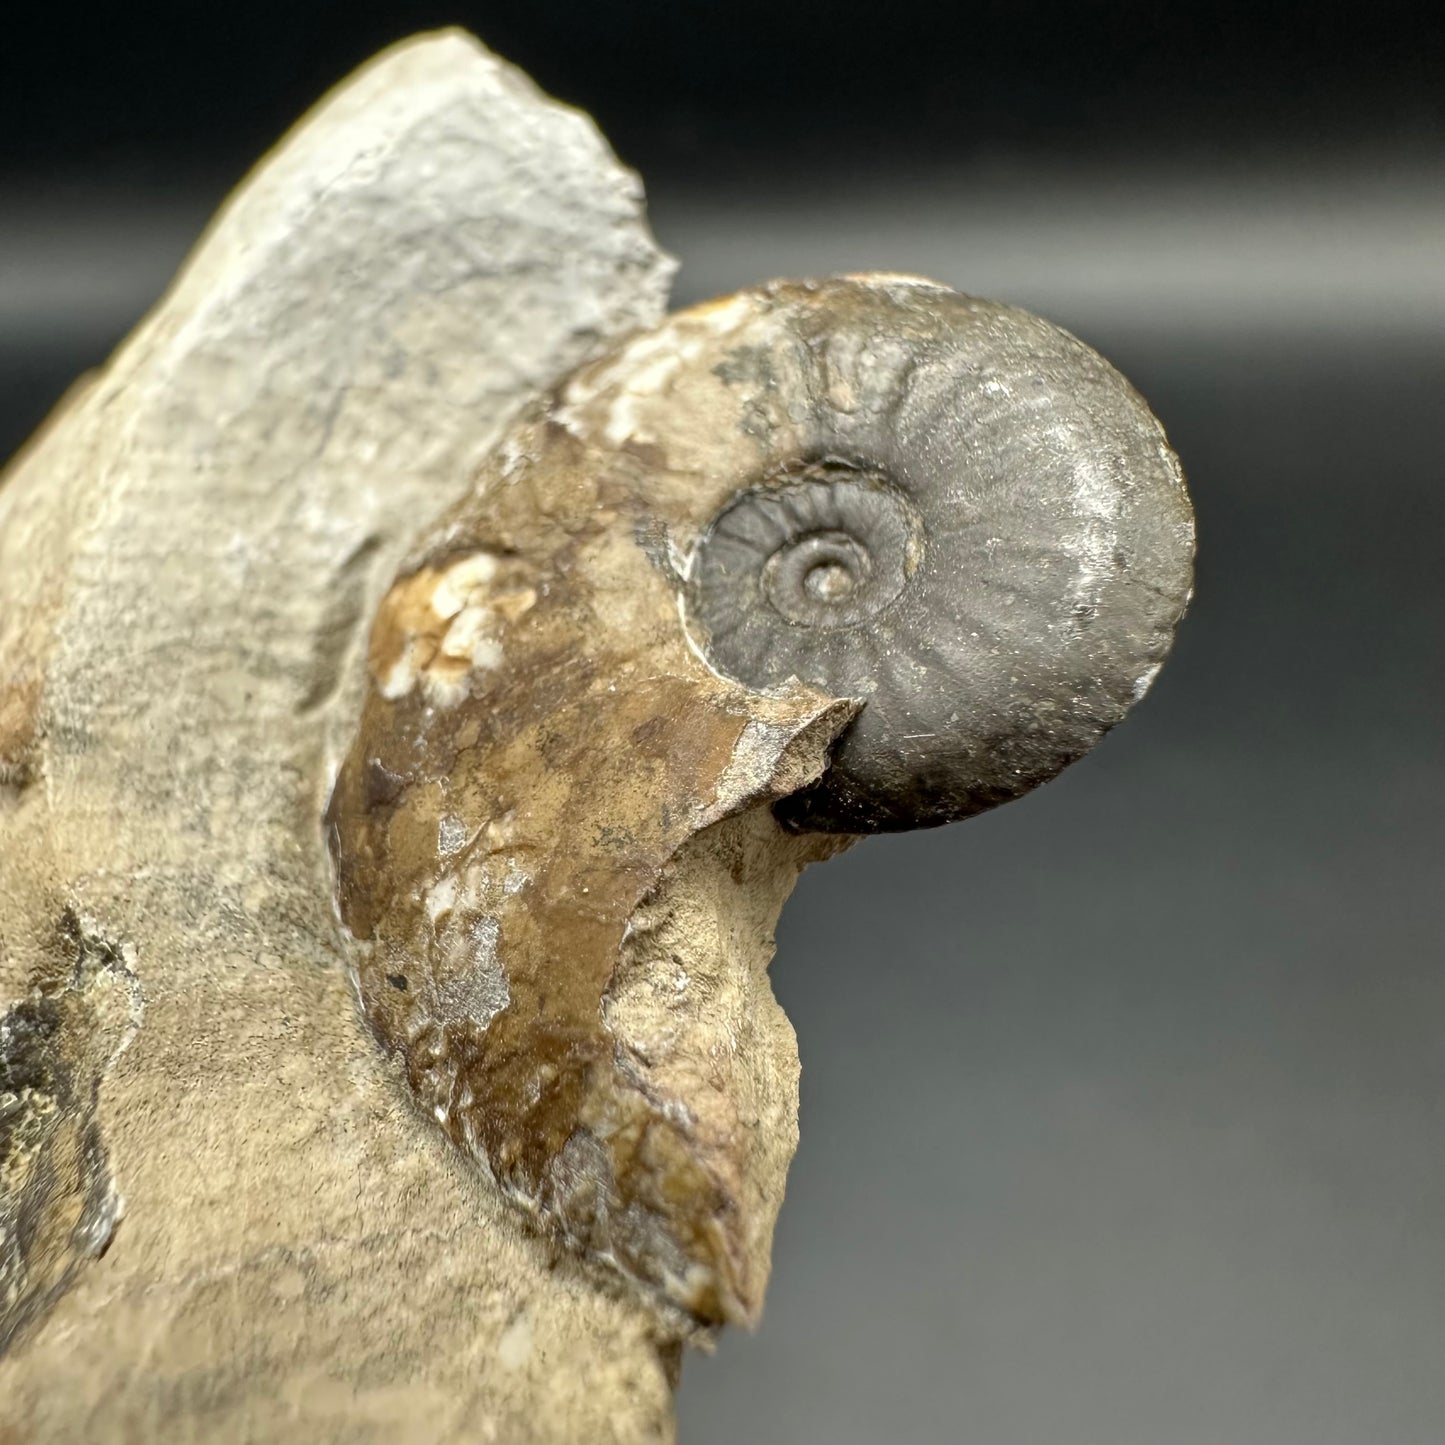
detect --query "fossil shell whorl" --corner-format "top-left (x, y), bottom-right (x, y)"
top-left (326, 273), bottom-right (1193, 1329)
top-left (681, 278), bottom-right (1195, 832)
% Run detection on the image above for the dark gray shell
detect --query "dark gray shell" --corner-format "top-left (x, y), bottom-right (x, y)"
top-left (684, 279), bottom-right (1195, 833)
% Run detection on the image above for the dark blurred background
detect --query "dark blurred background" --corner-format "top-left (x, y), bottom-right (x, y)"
top-left (3, 5), bottom-right (1443, 1442)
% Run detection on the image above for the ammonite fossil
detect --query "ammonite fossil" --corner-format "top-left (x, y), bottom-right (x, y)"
top-left (684, 282), bottom-right (1190, 831)
top-left (327, 274), bottom-right (1194, 1325)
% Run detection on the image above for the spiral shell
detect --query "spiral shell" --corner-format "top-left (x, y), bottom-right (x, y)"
top-left (327, 274), bottom-right (1194, 1326)
top-left (683, 278), bottom-right (1195, 832)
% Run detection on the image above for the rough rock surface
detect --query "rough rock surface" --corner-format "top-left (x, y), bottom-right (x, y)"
top-left (0, 30), bottom-right (704, 1443)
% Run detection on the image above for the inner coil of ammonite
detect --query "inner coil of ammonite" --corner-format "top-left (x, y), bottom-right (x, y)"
top-left (694, 466), bottom-right (923, 636)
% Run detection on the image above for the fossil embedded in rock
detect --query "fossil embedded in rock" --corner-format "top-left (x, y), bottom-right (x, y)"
top-left (326, 273), bottom-right (1195, 1327)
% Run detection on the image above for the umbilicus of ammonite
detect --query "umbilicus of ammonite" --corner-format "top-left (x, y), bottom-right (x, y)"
top-left (327, 274), bottom-right (1194, 1326)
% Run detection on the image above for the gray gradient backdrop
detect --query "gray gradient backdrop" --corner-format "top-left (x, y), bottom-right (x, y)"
top-left (2, 5), bottom-right (1443, 1440)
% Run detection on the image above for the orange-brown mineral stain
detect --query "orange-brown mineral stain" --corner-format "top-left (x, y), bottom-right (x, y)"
top-left (0, 667), bottom-right (42, 790)
top-left (327, 378), bottom-right (849, 1323)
